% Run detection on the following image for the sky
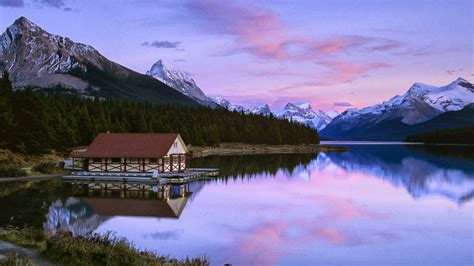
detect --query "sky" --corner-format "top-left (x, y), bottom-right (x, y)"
top-left (0, 0), bottom-right (473, 111)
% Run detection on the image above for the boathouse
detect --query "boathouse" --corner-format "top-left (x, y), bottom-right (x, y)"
top-left (73, 133), bottom-right (189, 173)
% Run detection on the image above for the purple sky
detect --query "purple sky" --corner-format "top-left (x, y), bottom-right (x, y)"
top-left (1, 0), bottom-right (473, 111)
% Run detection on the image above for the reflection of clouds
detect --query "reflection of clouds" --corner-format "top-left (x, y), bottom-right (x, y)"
top-left (90, 150), bottom-right (474, 265)
top-left (221, 192), bottom-right (388, 265)
top-left (302, 194), bottom-right (386, 222)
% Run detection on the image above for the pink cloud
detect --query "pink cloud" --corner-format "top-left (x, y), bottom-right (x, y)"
top-left (272, 61), bottom-right (391, 93)
top-left (317, 61), bottom-right (392, 84)
top-left (187, 0), bottom-right (289, 60)
top-left (186, 1), bottom-right (400, 61)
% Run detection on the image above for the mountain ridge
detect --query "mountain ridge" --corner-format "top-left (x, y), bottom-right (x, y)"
top-left (146, 59), bottom-right (216, 107)
top-left (211, 97), bottom-right (340, 131)
top-left (0, 16), bottom-right (198, 106)
top-left (321, 78), bottom-right (474, 140)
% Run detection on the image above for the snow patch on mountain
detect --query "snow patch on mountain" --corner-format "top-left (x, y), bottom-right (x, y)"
top-left (147, 59), bottom-right (215, 106)
top-left (0, 17), bottom-right (107, 82)
top-left (330, 77), bottom-right (474, 127)
top-left (250, 104), bottom-right (271, 116)
top-left (212, 98), bottom-right (339, 130)
top-left (276, 101), bottom-right (334, 130)
top-left (212, 97), bottom-right (248, 113)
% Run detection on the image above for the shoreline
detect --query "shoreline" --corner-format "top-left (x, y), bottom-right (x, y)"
top-left (0, 144), bottom-right (346, 181)
top-left (0, 173), bottom-right (64, 183)
top-left (190, 143), bottom-right (347, 157)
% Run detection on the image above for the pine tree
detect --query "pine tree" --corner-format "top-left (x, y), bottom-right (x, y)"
top-left (0, 71), bottom-right (14, 147)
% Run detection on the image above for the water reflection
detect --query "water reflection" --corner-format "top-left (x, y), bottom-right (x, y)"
top-left (42, 184), bottom-right (192, 236)
top-left (44, 198), bottom-right (105, 236)
top-left (1, 146), bottom-right (473, 265)
top-left (323, 145), bottom-right (474, 204)
top-left (189, 153), bottom-right (317, 179)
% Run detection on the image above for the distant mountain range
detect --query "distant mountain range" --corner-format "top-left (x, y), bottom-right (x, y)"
top-left (210, 97), bottom-right (340, 131)
top-left (320, 78), bottom-right (474, 140)
top-left (145, 56), bottom-right (474, 139)
top-left (2, 17), bottom-right (472, 140)
top-left (0, 17), bottom-right (198, 106)
top-left (144, 58), bottom-right (340, 131)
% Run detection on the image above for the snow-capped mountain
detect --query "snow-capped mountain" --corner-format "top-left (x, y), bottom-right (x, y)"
top-left (1, 16), bottom-right (102, 89)
top-left (276, 101), bottom-right (335, 130)
top-left (0, 17), bottom-right (197, 106)
top-left (212, 96), bottom-right (249, 113)
top-left (213, 97), bottom-right (339, 130)
top-left (147, 60), bottom-right (216, 107)
top-left (325, 110), bottom-right (341, 119)
top-left (321, 77), bottom-right (474, 140)
top-left (250, 104), bottom-right (271, 116)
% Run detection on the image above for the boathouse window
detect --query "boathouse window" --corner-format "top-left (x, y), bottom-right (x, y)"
top-left (92, 158), bottom-right (101, 163)
top-left (111, 158), bottom-right (121, 163)
top-left (173, 141), bottom-right (178, 148)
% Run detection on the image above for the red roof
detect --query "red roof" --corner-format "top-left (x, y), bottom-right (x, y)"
top-left (77, 133), bottom-right (181, 158)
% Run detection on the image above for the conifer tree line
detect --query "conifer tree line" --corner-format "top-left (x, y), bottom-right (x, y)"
top-left (0, 71), bottom-right (319, 154)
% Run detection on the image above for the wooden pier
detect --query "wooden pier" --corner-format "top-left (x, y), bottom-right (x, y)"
top-left (62, 168), bottom-right (219, 184)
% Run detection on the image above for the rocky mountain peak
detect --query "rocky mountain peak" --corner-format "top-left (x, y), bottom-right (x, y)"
top-left (0, 17), bottom-right (201, 106)
top-left (250, 104), bottom-right (272, 116)
top-left (13, 16), bottom-right (39, 30)
top-left (146, 59), bottom-right (215, 106)
top-left (321, 77), bottom-right (474, 139)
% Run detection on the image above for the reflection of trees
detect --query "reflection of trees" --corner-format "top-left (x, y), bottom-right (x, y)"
top-left (190, 153), bottom-right (318, 180)
top-left (408, 145), bottom-right (474, 161)
top-left (0, 180), bottom-right (76, 228)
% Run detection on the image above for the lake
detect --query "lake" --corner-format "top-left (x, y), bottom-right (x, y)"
top-left (1, 144), bottom-right (473, 265)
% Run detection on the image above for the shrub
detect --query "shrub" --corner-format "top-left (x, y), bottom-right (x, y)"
top-left (0, 150), bottom-right (26, 177)
top-left (0, 228), bottom-right (209, 266)
top-left (32, 162), bottom-right (61, 174)
top-left (0, 253), bottom-right (34, 266)
top-left (43, 232), bottom-right (209, 266)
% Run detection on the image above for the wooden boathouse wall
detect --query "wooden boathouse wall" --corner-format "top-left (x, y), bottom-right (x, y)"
top-left (85, 154), bottom-right (187, 173)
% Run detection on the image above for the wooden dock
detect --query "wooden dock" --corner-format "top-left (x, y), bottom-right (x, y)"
top-left (62, 168), bottom-right (219, 184)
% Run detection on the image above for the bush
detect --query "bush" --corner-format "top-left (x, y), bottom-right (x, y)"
top-left (0, 150), bottom-right (26, 177)
top-left (0, 253), bottom-right (34, 266)
top-left (43, 232), bottom-right (209, 266)
top-left (0, 229), bottom-right (209, 266)
top-left (32, 162), bottom-right (61, 174)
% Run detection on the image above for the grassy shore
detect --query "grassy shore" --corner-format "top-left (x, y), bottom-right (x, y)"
top-left (0, 149), bottom-right (68, 178)
top-left (190, 143), bottom-right (347, 157)
top-left (0, 228), bottom-right (209, 266)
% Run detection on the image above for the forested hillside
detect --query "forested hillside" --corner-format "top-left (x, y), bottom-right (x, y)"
top-left (0, 71), bottom-right (318, 154)
top-left (406, 128), bottom-right (474, 144)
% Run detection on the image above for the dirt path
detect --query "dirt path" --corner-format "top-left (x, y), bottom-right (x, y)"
top-left (0, 240), bottom-right (51, 265)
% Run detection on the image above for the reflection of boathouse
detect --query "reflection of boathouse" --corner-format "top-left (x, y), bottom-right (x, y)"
top-left (78, 183), bottom-right (191, 218)
top-left (73, 133), bottom-right (188, 173)
top-left (44, 184), bottom-right (191, 236)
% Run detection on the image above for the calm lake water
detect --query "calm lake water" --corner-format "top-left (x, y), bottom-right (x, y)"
top-left (1, 144), bottom-right (473, 265)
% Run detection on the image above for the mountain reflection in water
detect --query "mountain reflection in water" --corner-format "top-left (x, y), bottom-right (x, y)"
top-left (1, 146), bottom-right (472, 265)
top-left (322, 145), bottom-right (474, 204)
